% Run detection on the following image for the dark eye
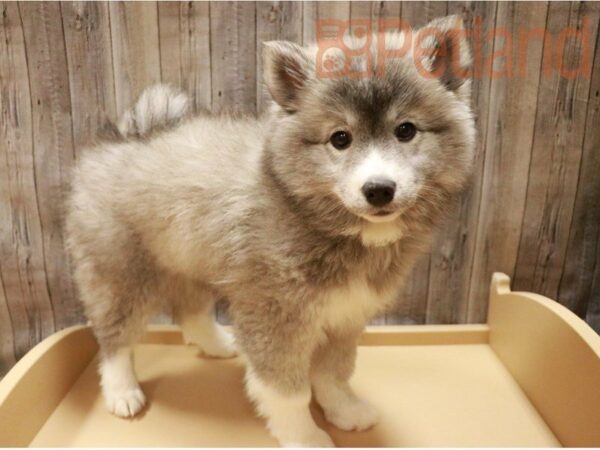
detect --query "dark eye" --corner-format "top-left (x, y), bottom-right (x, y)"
top-left (394, 122), bottom-right (417, 142)
top-left (330, 130), bottom-right (352, 150)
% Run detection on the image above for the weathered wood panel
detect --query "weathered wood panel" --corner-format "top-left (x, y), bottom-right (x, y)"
top-left (157, 1), bottom-right (212, 112)
top-left (1, 1), bottom-right (599, 376)
top-left (0, 3), bottom-right (24, 371)
top-left (109, 2), bottom-right (161, 115)
top-left (62, 1), bottom-right (117, 151)
top-left (0, 274), bottom-right (14, 375)
top-left (210, 1), bottom-right (257, 114)
top-left (317, 1), bottom-right (350, 21)
top-left (302, 1), bottom-right (318, 45)
top-left (468, 1), bottom-right (550, 322)
top-left (0, 2), bottom-right (56, 364)
top-left (560, 21), bottom-right (600, 322)
top-left (19, 2), bottom-right (79, 330)
top-left (513, 1), bottom-right (600, 298)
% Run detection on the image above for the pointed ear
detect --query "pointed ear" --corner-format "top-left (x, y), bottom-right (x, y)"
top-left (263, 41), bottom-right (313, 111)
top-left (414, 15), bottom-right (472, 91)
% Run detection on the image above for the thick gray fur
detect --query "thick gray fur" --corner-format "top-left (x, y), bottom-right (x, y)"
top-left (66, 14), bottom-right (476, 445)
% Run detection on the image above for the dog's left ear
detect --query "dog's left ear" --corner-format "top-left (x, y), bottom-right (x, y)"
top-left (414, 15), bottom-right (472, 91)
top-left (263, 41), bottom-right (313, 112)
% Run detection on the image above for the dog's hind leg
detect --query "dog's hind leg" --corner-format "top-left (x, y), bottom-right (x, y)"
top-left (75, 263), bottom-right (155, 418)
top-left (172, 281), bottom-right (237, 358)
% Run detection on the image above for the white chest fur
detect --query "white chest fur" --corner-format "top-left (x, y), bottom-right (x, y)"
top-left (360, 220), bottom-right (405, 247)
top-left (318, 278), bottom-right (393, 333)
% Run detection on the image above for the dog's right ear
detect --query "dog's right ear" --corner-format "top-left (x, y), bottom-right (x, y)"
top-left (414, 15), bottom-right (472, 92)
top-left (263, 41), bottom-right (313, 112)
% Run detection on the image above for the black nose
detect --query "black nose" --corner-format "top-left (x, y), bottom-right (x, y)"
top-left (361, 179), bottom-right (396, 207)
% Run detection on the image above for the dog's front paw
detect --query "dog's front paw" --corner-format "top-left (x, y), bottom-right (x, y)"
top-left (280, 428), bottom-right (335, 448)
top-left (104, 386), bottom-right (146, 418)
top-left (323, 398), bottom-right (379, 431)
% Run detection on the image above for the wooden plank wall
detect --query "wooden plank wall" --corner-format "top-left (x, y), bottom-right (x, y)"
top-left (0, 1), bottom-right (599, 375)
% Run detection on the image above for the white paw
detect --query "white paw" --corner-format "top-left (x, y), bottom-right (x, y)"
top-left (281, 428), bottom-right (335, 447)
top-left (323, 398), bottom-right (379, 431)
top-left (197, 327), bottom-right (238, 359)
top-left (104, 386), bottom-right (146, 418)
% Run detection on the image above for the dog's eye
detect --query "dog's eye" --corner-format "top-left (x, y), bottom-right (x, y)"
top-left (330, 131), bottom-right (352, 150)
top-left (394, 123), bottom-right (417, 142)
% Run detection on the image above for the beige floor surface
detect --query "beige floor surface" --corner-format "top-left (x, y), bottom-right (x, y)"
top-left (30, 342), bottom-right (559, 447)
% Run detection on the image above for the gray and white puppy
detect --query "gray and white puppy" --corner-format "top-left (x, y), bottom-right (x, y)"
top-left (66, 15), bottom-right (475, 447)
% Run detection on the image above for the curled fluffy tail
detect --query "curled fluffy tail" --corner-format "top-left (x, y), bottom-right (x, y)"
top-left (114, 84), bottom-right (191, 140)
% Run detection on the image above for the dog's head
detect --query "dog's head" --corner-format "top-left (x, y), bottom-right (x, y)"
top-left (262, 15), bottom-right (476, 245)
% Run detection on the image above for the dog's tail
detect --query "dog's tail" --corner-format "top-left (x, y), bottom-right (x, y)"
top-left (100, 84), bottom-right (191, 141)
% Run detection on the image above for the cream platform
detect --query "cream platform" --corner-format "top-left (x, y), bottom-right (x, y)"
top-left (1, 273), bottom-right (598, 447)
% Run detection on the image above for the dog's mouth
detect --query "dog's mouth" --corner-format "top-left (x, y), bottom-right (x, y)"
top-left (359, 208), bottom-right (402, 223)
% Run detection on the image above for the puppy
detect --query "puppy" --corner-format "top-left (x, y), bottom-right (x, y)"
top-left (66, 15), bottom-right (475, 447)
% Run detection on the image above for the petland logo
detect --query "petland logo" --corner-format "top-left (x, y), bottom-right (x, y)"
top-left (315, 17), bottom-right (594, 81)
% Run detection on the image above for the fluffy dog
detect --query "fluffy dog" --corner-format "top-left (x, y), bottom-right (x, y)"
top-left (66, 15), bottom-right (475, 447)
